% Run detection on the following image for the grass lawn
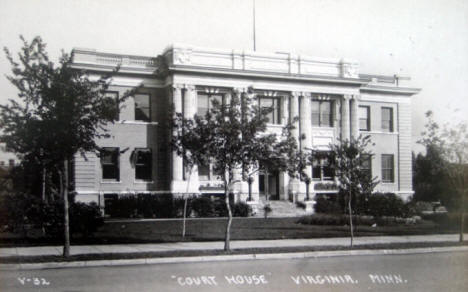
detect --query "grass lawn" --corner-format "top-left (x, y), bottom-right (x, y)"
top-left (0, 216), bottom-right (460, 247)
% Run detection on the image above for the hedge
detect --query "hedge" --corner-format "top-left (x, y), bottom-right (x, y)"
top-left (316, 191), bottom-right (412, 218)
top-left (104, 194), bottom-right (251, 218)
top-left (0, 193), bottom-right (103, 238)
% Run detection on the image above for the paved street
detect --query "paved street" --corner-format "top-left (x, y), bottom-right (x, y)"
top-left (1, 251), bottom-right (466, 291)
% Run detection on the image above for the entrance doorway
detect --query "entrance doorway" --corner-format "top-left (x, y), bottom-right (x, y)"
top-left (259, 171), bottom-right (279, 200)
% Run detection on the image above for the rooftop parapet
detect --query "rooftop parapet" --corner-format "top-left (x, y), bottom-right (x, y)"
top-left (163, 44), bottom-right (360, 79)
top-left (72, 45), bottom-right (361, 79)
top-left (71, 48), bottom-right (159, 72)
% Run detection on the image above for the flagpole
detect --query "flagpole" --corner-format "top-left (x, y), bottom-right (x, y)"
top-left (253, 0), bottom-right (256, 51)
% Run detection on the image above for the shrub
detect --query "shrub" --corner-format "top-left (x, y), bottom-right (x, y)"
top-left (191, 196), bottom-right (216, 217)
top-left (263, 204), bottom-right (272, 219)
top-left (69, 202), bottom-right (104, 238)
top-left (42, 200), bottom-right (104, 238)
top-left (297, 214), bottom-right (374, 226)
top-left (297, 213), bottom-right (406, 226)
top-left (421, 213), bottom-right (467, 231)
top-left (173, 197), bottom-right (193, 218)
top-left (314, 195), bottom-right (342, 214)
top-left (365, 192), bottom-right (409, 217)
top-left (232, 202), bottom-right (251, 217)
top-left (0, 193), bottom-right (44, 233)
top-left (106, 195), bottom-right (137, 218)
top-left (0, 192), bottom-right (104, 238)
top-left (42, 200), bottom-right (65, 238)
top-left (214, 198), bottom-right (228, 217)
top-left (104, 194), bottom-right (192, 219)
top-left (411, 201), bottom-right (434, 214)
top-left (138, 193), bottom-right (174, 218)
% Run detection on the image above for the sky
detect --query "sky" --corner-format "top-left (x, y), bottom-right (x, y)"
top-left (0, 0), bottom-right (467, 154)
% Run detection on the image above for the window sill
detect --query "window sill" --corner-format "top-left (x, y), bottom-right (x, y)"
top-left (101, 180), bottom-right (121, 184)
top-left (134, 180), bottom-right (153, 184)
top-left (114, 120), bottom-right (158, 125)
top-left (266, 123), bottom-right (284, 128)
top-left (381, 181), bottom-right (395, 185)
top-left (311, 126), bottom-right (335, 129)
top-left (364, 131), bottom-right (398, 135)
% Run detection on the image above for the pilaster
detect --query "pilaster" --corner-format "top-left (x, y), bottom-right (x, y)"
top-left (299, 92), bottom-right (312, 159)
top-left (341, 95), bottom-right (351, 141)
top-left (350, 95), bottom-right (360, 139)
top-left (290, 92), bottom-right (300, 141)
top-left (171, 84), bottom-right (184, 183)
top-left (281, 95), bottom-right (289, 125)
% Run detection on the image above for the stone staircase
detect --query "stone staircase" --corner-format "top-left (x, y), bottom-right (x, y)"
top-left (252, 198), bottom-right (310, 218)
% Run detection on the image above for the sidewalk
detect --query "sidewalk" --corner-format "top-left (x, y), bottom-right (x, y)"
top-left (1, 233), bottom-right (467, 258)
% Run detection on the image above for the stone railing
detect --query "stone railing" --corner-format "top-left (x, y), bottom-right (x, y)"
top-left (164, 44), bottom-right (360, 79)
top-left (72, 48), bottom-right (158, 70)
top-left (72, 44), bottom-right (364, 79)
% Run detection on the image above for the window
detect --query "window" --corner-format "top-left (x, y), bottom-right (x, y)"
top-left (259, 97), bottom-right (280, 124)
top-left (381, 107), bottom-right (393, 132)
top-left (197, 94), bottom-right (223, 116)
top-left (8, 159), bottom-right (15, 167)
top-left (135, 148), bottom-right (152, 181)
top-left (101, 147), bottom-right (119, 181)
top-left (312, 100), bottom-right (333, 127)
top-left (381, 154), bottom-right (394, 183)
top-left (312, 153), bottom-right (334, 181)
top-left (198, 160), bottom-right (223, 181)
top-left (135, 94), bottom-right (151, 122)
top-left (359, 106), bottom-right (370, 131)
top-left (360, 154), bottom-right (372, 178)
top-left (105, 91), bottom-right (119, 121)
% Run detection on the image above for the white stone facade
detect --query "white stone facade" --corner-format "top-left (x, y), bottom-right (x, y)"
top-left (70, 44), bottom-right (420, 208)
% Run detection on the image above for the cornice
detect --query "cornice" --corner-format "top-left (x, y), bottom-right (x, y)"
top-left (360, 84), bottom-right (421, 95)
top-left (169, 65), bottom-right (368, 86)
top-left (70, 63), bottom-right (160, 76)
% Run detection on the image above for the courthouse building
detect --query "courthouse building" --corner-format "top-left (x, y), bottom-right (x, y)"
top-left (70, 44), bottom-right (419, 209)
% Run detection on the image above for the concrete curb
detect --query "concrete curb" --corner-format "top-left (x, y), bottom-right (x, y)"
top-left (1, 246), bottom-right (467, 271)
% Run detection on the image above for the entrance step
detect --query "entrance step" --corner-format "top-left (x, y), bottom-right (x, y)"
top-left (253, 198), bottom-right (310, 218)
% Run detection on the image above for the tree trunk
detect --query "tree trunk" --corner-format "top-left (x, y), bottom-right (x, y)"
top-left (224, 175), bottom-right (233, 252)
top-left (41, 166), bottom-right (47, 236)
top-left (182, 166), bottom-right (193, 238)
top-left (460, 186), bottom-right (465, 243)
top-left (348, 190), bottom-right (354, 247)
top-left (42, 167), bottom-right (47, 204)
top-left (63, 159), bottom-right (71, 257)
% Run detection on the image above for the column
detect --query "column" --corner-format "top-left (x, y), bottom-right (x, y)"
top-left (350, 95), bottom-right (359, 139)
top-left (279, 94), bottom-right (290, 200)
top-left (300, 93), bottom-right (312, 151)
top-left (288, 92), bottom-right (305, 201)
top-left (341, 95), bottom-right (351, 141)
top-left (184, 85), bottom-right (200, 193)
top-left (171, 84), bottom-right (184, 185)
top-left (231, 88), bottom-right (248, 200)
top-left (290, 92), bottom-right (300, 141)
top-left (300, 93), bottom-right (312, 181)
